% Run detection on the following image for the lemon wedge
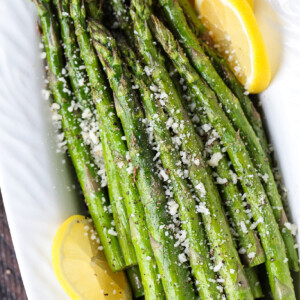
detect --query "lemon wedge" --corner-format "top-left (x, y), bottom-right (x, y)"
top-left (245, 0), bottom-right (253, 9)
top-left (52, 215), bottom-right (132, 300)
top-left (195, 0), bottom-right (270, 93)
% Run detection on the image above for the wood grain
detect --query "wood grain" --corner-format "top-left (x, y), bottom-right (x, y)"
top-left (0, 192), bottom-right (27, 300)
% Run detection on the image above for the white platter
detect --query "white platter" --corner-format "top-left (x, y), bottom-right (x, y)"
top-left (0, 0), bottom-right (299, 299)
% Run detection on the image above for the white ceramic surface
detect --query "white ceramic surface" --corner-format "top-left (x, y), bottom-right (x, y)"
top-left (0, 0), bottom-right (299, 299)
top-left (0, 0), bottom-right (81, 299)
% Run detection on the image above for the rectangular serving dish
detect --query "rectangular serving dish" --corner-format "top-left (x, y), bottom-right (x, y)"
top-left (0, 0), bottom-right (299, 299)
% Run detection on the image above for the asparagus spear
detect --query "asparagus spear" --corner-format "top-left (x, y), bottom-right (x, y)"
top-left (180, 89), bottom-right (265, 267)
top-left (139, 80), bottom-right (221, 299)
top-left (102, 139), bottom-right (138, 266)
top-left (52, 0), bottom-right (137, 268)
top-left (118, 37), bottom-right (222, 299)
top-left (89, 19), bottom-right (197, 300)
top-left (83, 3), bottom-right (146, 295)
top-left (157, 0), bottom-right (270, 162)
top-left (151, 15), bottom-right (296, 299)
top-left (81, 2), bottom-right (145, 294)
top-left (122, 38), bottom-right (264, 297)
top-left (200, 41), bottom-right (272, 164)
top-left (103, 139), bottom-right (145, 295)
top-left (107, 0), bottom-right (132, 38)
top-left (177, 0), bottom-right (207, 37)
top-left (130, 3), bottom-right (253, 299)
top-left (176, 0), bottom-right (271, 165)
top-left (245, 268), bottom-right (264, 299)
top-left (104, 142), bottom-right (145, 296)
top-left (70, 1), bottom-right (166, 298)
top-left (157, 0), bottom-right (299, 271)
top-left (207, 138), bottom-right (265, 267)
top-left (32, 0), bottom-right (125, 272)
top-left (167, 61), bottom-right (264, 266)
top-left (85, 0), bottom-right (102, 20)
top-left (195, 110), bottom-right (265, 296)
top-left (126, 266), bottom-right (145, 299)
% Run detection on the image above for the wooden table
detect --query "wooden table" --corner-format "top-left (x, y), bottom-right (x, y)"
top-left (0, 193), bottom-right (27, 300)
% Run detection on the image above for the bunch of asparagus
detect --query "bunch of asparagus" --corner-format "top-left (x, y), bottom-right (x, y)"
top-left (32, 0), bottom-right (299, 299)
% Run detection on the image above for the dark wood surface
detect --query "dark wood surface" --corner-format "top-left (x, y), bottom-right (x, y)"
top-left (0, 192), bottom-right (27, 300)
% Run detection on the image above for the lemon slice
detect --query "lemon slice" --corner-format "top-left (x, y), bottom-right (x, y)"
top-left (195, 0), bottom-right (270, 93)
top-left (52, 215), bottom-right (132, 300)
top-left (245, 0), bottom-right (253, 9)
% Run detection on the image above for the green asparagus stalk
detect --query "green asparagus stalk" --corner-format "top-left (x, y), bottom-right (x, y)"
top-left (208, 139), bottom-right (265, 267)
top-left (52, 0), bottom-right (137, 268)
top-left (107, 0), bottom-right (133, 39)
top-left (172, 69), bottom-right (265, 266)
top-left (130, 3), bottom-right (253, 299)
top-left (83, 2), bottom-right (145, 295)
top-left (199, 41), bottom-right (272, 165)
top-left (126, 266), bottom-right (145, 299)
top-left (123, 37), bottom-right (262, 297)
top-left (70, 0), bottom-right (166, 298)
top-left (151, 15), bottom-right (296, 299)
top-left (89, 19), bottom-right (197, 300)
top-left (177, 0), bottom-right (207, 37)
top-left (176, 0), bottom-right (271, 164)
top-left (181, 90), bottom-right (265, 267)
top-left (85, 0), bottom-right (102, 21)
top-left (32, 0), bottom-right (125, 272)
top-left (53, 0), bottom-right (90, 106)
top-left (167, 61), bottom-right (261, 263)
top-left (139, 81), bottom-right (221, 299)
top-left (245, 268), bottom-right (264, 299)
top-left (102, 138), bottom-right (138, 267)
top-left (118, 37), bottom-right (222, 299)
top-left (157, 0), bottom-right (299, 271)
top-left (157, 0), bottom-right (271, 162)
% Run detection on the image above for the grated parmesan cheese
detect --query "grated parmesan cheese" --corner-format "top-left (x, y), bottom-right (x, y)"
top-left (168, 200), bottom-right (179, 216)
top-left (178, 253), bottom-right (187, 263)
top-left (239, 221), bottom-right (248, 234)
top-left (207, 152), bottom-right (223, 167)
top-left (195, 182), bottom-right (206, 197)
top-left (285, 222), bottom-right (298, 236)
top-left (250, 217), bottom-right (264, 230)
top-left (216, 177), bottom-right (228, 185)
top-left (108, 228), bottom-right (118, 236)
top-left (213, 261), bottom-right (224, 272)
